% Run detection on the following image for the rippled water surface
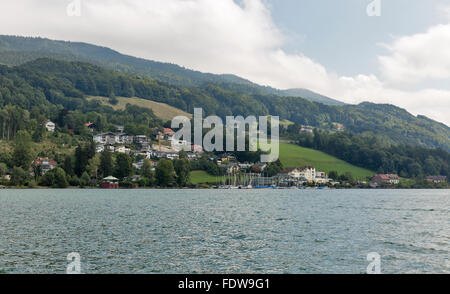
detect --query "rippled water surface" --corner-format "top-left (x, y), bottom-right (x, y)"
top-left (0, 189), bottom-right (448, 274)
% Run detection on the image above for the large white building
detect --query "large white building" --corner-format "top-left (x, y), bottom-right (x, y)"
top-left (279, 166), bottom-right (329, 184)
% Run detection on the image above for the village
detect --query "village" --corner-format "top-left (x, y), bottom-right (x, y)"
top-left (0, 120), bottom-right (446, 190)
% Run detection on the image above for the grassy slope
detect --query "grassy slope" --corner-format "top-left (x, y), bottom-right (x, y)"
top-left (88, 96), bottom-right (192, 121)
top-left (278, 143), bottom-right (374, 180)
top-left (190, 171), bottom-right (222, 184)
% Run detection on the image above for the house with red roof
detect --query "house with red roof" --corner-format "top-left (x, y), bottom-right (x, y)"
top-left (371, 174), bottom-right (400, 187)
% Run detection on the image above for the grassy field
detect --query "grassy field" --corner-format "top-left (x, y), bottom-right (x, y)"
top-left (190, 171), bottom-right (223, 184)
top-left (279, 143), bottom-right (374, 180)
top-left (88, 96), bottom-right (192, 121)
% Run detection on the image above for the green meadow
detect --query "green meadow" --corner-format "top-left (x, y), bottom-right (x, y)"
top-left (278, 143), bottom-right (374, 180)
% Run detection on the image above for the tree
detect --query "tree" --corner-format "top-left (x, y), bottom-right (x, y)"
top-left (80, 171), bottom-right (91, 187)
top-left (140, 158), bottom-right (154, 181)
top-left (0, 162), bottom-right (8, 177)
top-left (63, 155), bottom-right (74, 176)
top-left (86, 155), bottom-right (101, 180)
top-left (32, 123), bottom-right (45, 143)
top-left (10, 167), bottom-right (29, 186)
top-left (174, 159), bottom-right (190, 187)
top-left (100, 151), bottom-right (113, 177)
top-left (264, 159), bottom-right (283, 177)
top-left (328, 171), bottom-right (338, 181)
top-left (12, 130), bottom-right (32, 169)
top-left (114, 153), bottom-right (132, 179)
top-left (74, 145), bottom-right (88, 177)
top-left (41, 168), bottom-right (68, 188)
top-left (74, 142), bottom-right (96, 177)
top-left (155, 159), bottom-right (175, 187)
top-left (178, 150), bottom-right (188, 159)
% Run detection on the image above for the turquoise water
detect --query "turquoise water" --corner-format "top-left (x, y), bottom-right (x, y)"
top-left (0, 189), bottom-right (448, 274)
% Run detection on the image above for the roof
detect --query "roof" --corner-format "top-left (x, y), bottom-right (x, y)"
top-left (299, 166), bottom-right (315, 171)
top-left (427, 176), bottom-right (447, 181)
top-left (33, 157), bottom-right (57, 166)
top-left (374, 174), bottom-right (400, 180)
top-left (103, 176), bottom-right (119, 181)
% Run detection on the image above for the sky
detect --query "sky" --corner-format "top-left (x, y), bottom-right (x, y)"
top-left (0, 0), bottom-right (449, 125)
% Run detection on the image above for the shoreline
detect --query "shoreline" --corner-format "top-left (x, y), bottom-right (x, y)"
top-left (0, 186), bottom-right (448, 190)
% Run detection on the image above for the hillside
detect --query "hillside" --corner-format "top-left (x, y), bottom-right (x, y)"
top-left (190, 143), bottom-right (375, 184)
top-left (278, 143), bottom-right (374, 180)
top-left (87, 96), bottom-right (192, 121)
top-left (0, 57), bottom-right (449, 151)
top-left (0, 35), bottom-right (345, 105)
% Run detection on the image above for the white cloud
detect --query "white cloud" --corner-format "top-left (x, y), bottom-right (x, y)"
top-left (0, 0), bottom-right (449, 125)
top-left (378, 24), bottom-right (450, 85)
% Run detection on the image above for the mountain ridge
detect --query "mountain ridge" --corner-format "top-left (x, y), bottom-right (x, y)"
top-left (0, 35), bottom-right (345, 106)
top-left (0, 57), bottom-right (448, 151)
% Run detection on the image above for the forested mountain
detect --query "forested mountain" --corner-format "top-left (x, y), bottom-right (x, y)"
top-left (0, 35), bottom-right (344, 105)
top-left (0, 58), bottom-right (449, 151)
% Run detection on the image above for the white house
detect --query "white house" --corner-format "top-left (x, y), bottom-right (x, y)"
top-left (93, 133), bottom-right (116, 145)
top-left (95, 145), bottom-right (105, 153)
top-left (115, 146), bottom-right (131, 154)
top-left (278, 166), bottom-right (317, 183)
top-left (45, 120), bottom-right (55, 132)
top-left (314, 171), bottom-right (331, 184)
top-left (299, 166), bottom-right (316, 182)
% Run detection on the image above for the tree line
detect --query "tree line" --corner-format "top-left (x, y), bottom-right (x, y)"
top-left (293, 128), bottom-right (450, 180)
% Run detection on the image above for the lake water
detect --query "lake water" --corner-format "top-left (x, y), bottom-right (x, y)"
top-left (0, 189), bottom-right (448, 274)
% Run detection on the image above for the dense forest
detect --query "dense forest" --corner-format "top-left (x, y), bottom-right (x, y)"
top-left (0, 35), bottom-right (344, 105)
top-left (0, 58), bottom-right (449, 151)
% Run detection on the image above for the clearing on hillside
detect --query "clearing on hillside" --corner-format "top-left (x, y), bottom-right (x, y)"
top-left (279, 143), bottom-right (374, 180)
top-left (88, 96), bottom-right (192, 121)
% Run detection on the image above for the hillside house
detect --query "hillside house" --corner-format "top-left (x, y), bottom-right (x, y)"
top-left (299, 126), bottom-right (314, 134)
top-left (115, 133), bottom-right (134, 144)
top-left (191, 145), bottom-right (204, 153)
top-left (115, 146), bottom-right (131, 154)
top-left (32, 157), bottom-right (58, 174)
top-left (134, 135), bottom-right (149, 145)
top-left (85, 122), bottom-right (96, 132)
top-left (93, 133), bottom-right (116, 145)
top-left (426, 176), bottom-right (447, 184)
top-left (163, 128), bottom-right (175, 139)
top-left (96, 145), bottom-right (105, 153)
top-left (45, 120), bottom-right (56, 132)
top-left (371, 174), bottom-right (400, 186)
